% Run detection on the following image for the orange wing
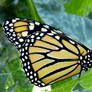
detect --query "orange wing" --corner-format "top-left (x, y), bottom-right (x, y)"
top-left (3, 18), bottom-right (37, 48)
top-left (28, 34), bottom-right (82, 85)
top-left (3, 18), bottom-right (91, 87)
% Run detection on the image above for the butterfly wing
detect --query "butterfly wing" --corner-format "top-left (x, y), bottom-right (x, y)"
top-left (21, 30), bottom-right (89, 87)
top-left (3, 18), bottom-right (91, 87)
top-left (3, 18), bottom-right (40, 49)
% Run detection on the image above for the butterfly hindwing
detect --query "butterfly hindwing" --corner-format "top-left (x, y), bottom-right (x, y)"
top-left (20, 31), bottom-right (83, 87)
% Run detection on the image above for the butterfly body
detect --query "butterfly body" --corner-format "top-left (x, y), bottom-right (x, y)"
top-left (3, 18), bottom-right (92, 87)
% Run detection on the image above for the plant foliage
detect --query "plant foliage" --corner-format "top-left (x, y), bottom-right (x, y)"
top-left (0, 0), bottom-right (92, 92)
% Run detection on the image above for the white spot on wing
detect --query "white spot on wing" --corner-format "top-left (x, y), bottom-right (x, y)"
top-left (12, 19), bottom-right (16, 23)
top-left (19, 38), bottom-right (24, 42)
top-left (41, 28), bottom-right (47, 32)
top-left (36, 37), bottom-right (40, 40)
top-left (47, 33), bottom-right (54, 36)
top-left (5, 21), bottom-right (9, 25)
top-left (15, 18), bottom-right (20, 20)
top-left (51, 31), bottom-right (56, 34)
top-left (29, 25), bottom-right (34, 30)
top-left (41, 83), bottom-right (45, 86)
top-left (25, 43), bottom-right (29, 46)
top-left (34, 73), bottom-right (36, 76)
top-left (30, 71), bottom-right (33, 74)
top-left (35, 78), bottom-right (37, 81)
top-left (31, 80), bottom-right (34, 82)
top-left (40, 33), bottom-right (44, 36)
top-left (27, 62), bottom-right (30, 65)
top-left (25, 56), bottom-right (28, 59)
top-left (69, 40), bottom-right (75, 44)
top-left (35, 22), bottom-right (40, 25)
top-left (6, 28), bottom-right (9, 30)
top-left (28, 66), bottom-right (31, 69)
top-left (27, 39), bottom-right (30, 42)
top-left (10, 29), bottom-right (13, 32)
top-left (25, 68), bottom-right (28, 71)
top-left (88, 55), bottom-right (90, 57)
top-left (83, 60), bottom-right (86, 63)
top-left (29, 23), bottom-right (34, 26)
top-left (31, 35), bottom-right (35, 38)
top-left (15, 42), bottom-right (19, 45)
top-left (5, 26), bottom-right (8, 29)
top-left (25, 47), bottom-right (28, 50)
top-left (22, 53), bottom-right (24, 56)
top-left (22, 31), bottom-right (28, 37)
top-left (22, 48), bottom-right (24, 51)
top-left (80, 56), bottom-right (83, 60)
top-left (55, 36), bottom-right (60, 40)
top-left (18, 45), bottom-right (21, 48)
top-left (9, 23), bottom-right (13, 27)
top-left (27, 73), bottom-right (29, 76)
top-left (31, 39), bottom-right (34, 42)
top-left (30, 76), bottom-right (33, 79)
top-left (35, 32), bottom-right (39, 35)
top-left (43, 25), bottom-right (49, 29)
top-left (24, 63), bottom-right (27, 66)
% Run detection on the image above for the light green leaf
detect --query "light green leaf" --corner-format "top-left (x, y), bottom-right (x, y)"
top-left (51, 78), bottom-right (79, 92)
top-left (80, 68), bottom-right (92, 90)
top-left (64, 0), bottom-right (92, 17)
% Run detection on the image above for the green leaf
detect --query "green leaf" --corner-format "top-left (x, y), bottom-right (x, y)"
top-left (0, 0), bottom-right (43, 25)
top-left (0, 73), bottom-right (9, 92)
top-left (51, 78), bottom-right (79, 92)
top-left (80, 68), bottom-right (92, 90)
top-left (4, 57), bottom-right (34, 92)
top-left (64, 0), bottom-right (92, 17)
top-left (12, 69), bottom-right (33, 92)
top-left (5, 58), bottom-right (21, 73)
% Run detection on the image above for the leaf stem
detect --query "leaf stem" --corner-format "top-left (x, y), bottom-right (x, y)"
top-left (26, 0), bottom-right (43, 23)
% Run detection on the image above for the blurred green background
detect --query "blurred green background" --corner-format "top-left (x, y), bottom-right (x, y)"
top-left (1, 0), bottom-right (92, 92)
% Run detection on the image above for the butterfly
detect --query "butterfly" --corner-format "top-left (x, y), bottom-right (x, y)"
top-left (3, 18), bottom-right (92, 87)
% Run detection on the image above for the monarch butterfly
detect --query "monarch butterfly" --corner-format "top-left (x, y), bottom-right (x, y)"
top-left (3, 18), bottom-right (92, 87)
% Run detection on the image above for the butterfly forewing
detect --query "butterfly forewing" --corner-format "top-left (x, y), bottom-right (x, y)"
top-left (3, 18), bottom-right (36, 49)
